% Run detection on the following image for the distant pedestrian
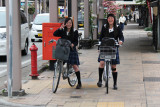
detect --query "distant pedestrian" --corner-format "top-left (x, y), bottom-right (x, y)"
top-left (97, 14), bottom-right (124, 90)
top-left (134, 14), bottom-right (136, 22)
top-left (119, 13), bottom-right (126, 31)
top-left (129, 14), bottom-right (132, 22)
top-left (53, 18), bottom-right (82, 89)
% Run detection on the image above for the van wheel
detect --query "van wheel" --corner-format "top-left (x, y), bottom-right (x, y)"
top-left (22, 41), bottom-right (28, 55)
top-left (31, 39), bottom-right (35, 42)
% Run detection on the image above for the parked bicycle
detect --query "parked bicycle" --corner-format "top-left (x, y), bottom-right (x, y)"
top-left (99, 37), bottom-right (119, 94)
top-left (48, 39), bottom-right (77, 93)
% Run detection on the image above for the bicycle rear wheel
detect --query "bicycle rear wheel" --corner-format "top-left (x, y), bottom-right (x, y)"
top-left (67, 64), bottom-right (77, 87)
top-left (52, 61), bottom-right (62, 93)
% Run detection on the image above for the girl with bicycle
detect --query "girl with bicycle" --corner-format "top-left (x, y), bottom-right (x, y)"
top-left (53, 18), bottom-right (82, 89)
top-left (97, 14), bottom-right (124, 90)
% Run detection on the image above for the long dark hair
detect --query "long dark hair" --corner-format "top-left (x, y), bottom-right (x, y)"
top-left (105, 14), bottom-right (118, 38)
top-left (64, 17), bottom-right (74, 37)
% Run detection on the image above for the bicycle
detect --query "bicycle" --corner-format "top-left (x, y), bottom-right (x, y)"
top-left (48, 39), bottom-right (78, 93)
top-left (99, 37), bottom-right (119, 94)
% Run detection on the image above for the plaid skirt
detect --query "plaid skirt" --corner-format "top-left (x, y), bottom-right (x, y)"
top-left (98, 48), bottom-right (120, 65)
top-left (67, 51), bottom-right (80, 65)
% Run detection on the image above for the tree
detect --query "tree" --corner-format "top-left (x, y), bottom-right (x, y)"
top-left (103, 0), bottom-right (122, 16)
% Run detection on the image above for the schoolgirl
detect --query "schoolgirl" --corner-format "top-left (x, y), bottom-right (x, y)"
top-left (97, 14), bottom-right (124, 90)
top-left (53, 18), bottom-right (82, 89)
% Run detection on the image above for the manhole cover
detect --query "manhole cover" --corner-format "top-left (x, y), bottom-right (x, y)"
top-left (143, 77), bottom-right (160, 82)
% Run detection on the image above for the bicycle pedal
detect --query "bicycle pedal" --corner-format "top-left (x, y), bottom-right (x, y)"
top-left (63, 76), bottom-right (68, 79)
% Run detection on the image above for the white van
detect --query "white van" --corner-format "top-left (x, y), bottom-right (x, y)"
top-left (30, 13), bottom-right (49, 42)
top-left (0, 7), bottom-right (29, 56)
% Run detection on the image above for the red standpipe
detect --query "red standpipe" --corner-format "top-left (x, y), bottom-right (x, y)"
top-left (29, 43), bottom-right (39, 79)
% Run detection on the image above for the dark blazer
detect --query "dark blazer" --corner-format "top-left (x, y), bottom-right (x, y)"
top-left (99, 25), bottom-right (124, 42)
top-left (53, 28), bottom-right (79, 51)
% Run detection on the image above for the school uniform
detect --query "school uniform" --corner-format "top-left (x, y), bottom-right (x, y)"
top-left (98, 24), bottom-right (124, 65)
top-left (53, 28), bottom-right (80, 65)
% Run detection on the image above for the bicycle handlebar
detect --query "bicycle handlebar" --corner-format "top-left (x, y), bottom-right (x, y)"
top-left (97, 40), bottom-right (121, 47)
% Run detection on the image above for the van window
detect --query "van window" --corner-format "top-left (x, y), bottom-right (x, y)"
top-left (33, 14), bottom-right (49, 25)
top-left (0, 11), bottom-right (6, 27)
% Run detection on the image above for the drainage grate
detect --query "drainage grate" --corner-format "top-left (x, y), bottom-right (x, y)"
top-left (143, 77), bottom-right (160, 82)
top-left (142, 61), bottom-right (160, 64)
top-left (70, 96), bottom-right (81, 98)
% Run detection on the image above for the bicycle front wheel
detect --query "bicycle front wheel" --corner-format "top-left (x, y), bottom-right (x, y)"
top-left (52, 61), bottom-right (62, 93)
top-left (105, 61), bottom-right (110, 94)
top-left (67, 64), bottom-right (77, 87)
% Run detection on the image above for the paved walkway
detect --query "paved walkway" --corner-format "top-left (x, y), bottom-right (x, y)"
top-left (0, 23), bottom-right (160, 107)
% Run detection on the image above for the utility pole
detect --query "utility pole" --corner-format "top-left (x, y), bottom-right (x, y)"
top-left (6, 0), bottom-right (25, 97)
top-left (49, 0), bottom-right (58, 70)
top-left (49, 0), bottom-right (58, 22)
top-left (93, 0), bottom-right (97, 40)
top-left (25, 0), bottom-right (28, 23)
top-left (158, 1), bottom-right (160, 50)
top-left (72, 0), bottom-right (78, 29)
top-left (35, 0), bottom-right (38, 16)
top-left (68, 0), bottom-right (72, 17)
top-left (84, 0), bottom-right (89, 38)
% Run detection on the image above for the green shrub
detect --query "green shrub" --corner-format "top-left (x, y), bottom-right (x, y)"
top-left (144, 27), bottom-right (152, 31)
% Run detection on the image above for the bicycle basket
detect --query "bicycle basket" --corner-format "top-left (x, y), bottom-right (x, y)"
top-left (54, 38), bottom-right (71, 61)
top-left (99, 46), bottom-right (117, 59)
top-left (99, 37), bottom-right (117, 59)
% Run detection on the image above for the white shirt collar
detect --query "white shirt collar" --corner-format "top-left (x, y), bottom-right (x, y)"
top-left (109, 28), bottom-right (114, 33)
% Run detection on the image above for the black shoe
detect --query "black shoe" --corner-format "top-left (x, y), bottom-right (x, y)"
top-left (76, 84), bottom-right (82, 89)
top-left (97, 81), bottom-right (102, 87)
top-left (113, 84), bottom-right (118, 90)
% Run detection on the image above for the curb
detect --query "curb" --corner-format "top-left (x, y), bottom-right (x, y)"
top-left (0, 99), bottom-right (45, 107)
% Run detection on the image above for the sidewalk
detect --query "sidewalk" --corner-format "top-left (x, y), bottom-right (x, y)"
top-left (0, 23), bottom-right (160, 107)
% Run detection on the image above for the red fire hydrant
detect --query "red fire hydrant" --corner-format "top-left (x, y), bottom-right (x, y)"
top-left (29, 43), bottom-right (39, 79)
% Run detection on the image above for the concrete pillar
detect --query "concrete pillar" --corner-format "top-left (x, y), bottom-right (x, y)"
top-left (98, 0), bottom-right (104, 33)
top-left (93, 0), bottom-right (97, 40)
top-left (0, 0), bottom-right (2, 6)
top-left (49, 0), bottom-right (58, 22)
top-left (39, 0), bottom-right (42, 14)
top-left (84, 0), bottom-right (89, 39)
top-left (6, 0), bottom-right (25, 96)
top-left (72, 0), bottom-right (78, 30)
top-left (35, 0), bottom-right (38, 16)
top-left (68, 0), bottom-right (72, 17)
top-left (49, 0), bottom-right (58, 70)
top-left (25, 0), bottom-right (28, 22)
top-left (43, 0), bottom-right (46, 13)
top-left (157, 5), bottom-right (160, 50)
